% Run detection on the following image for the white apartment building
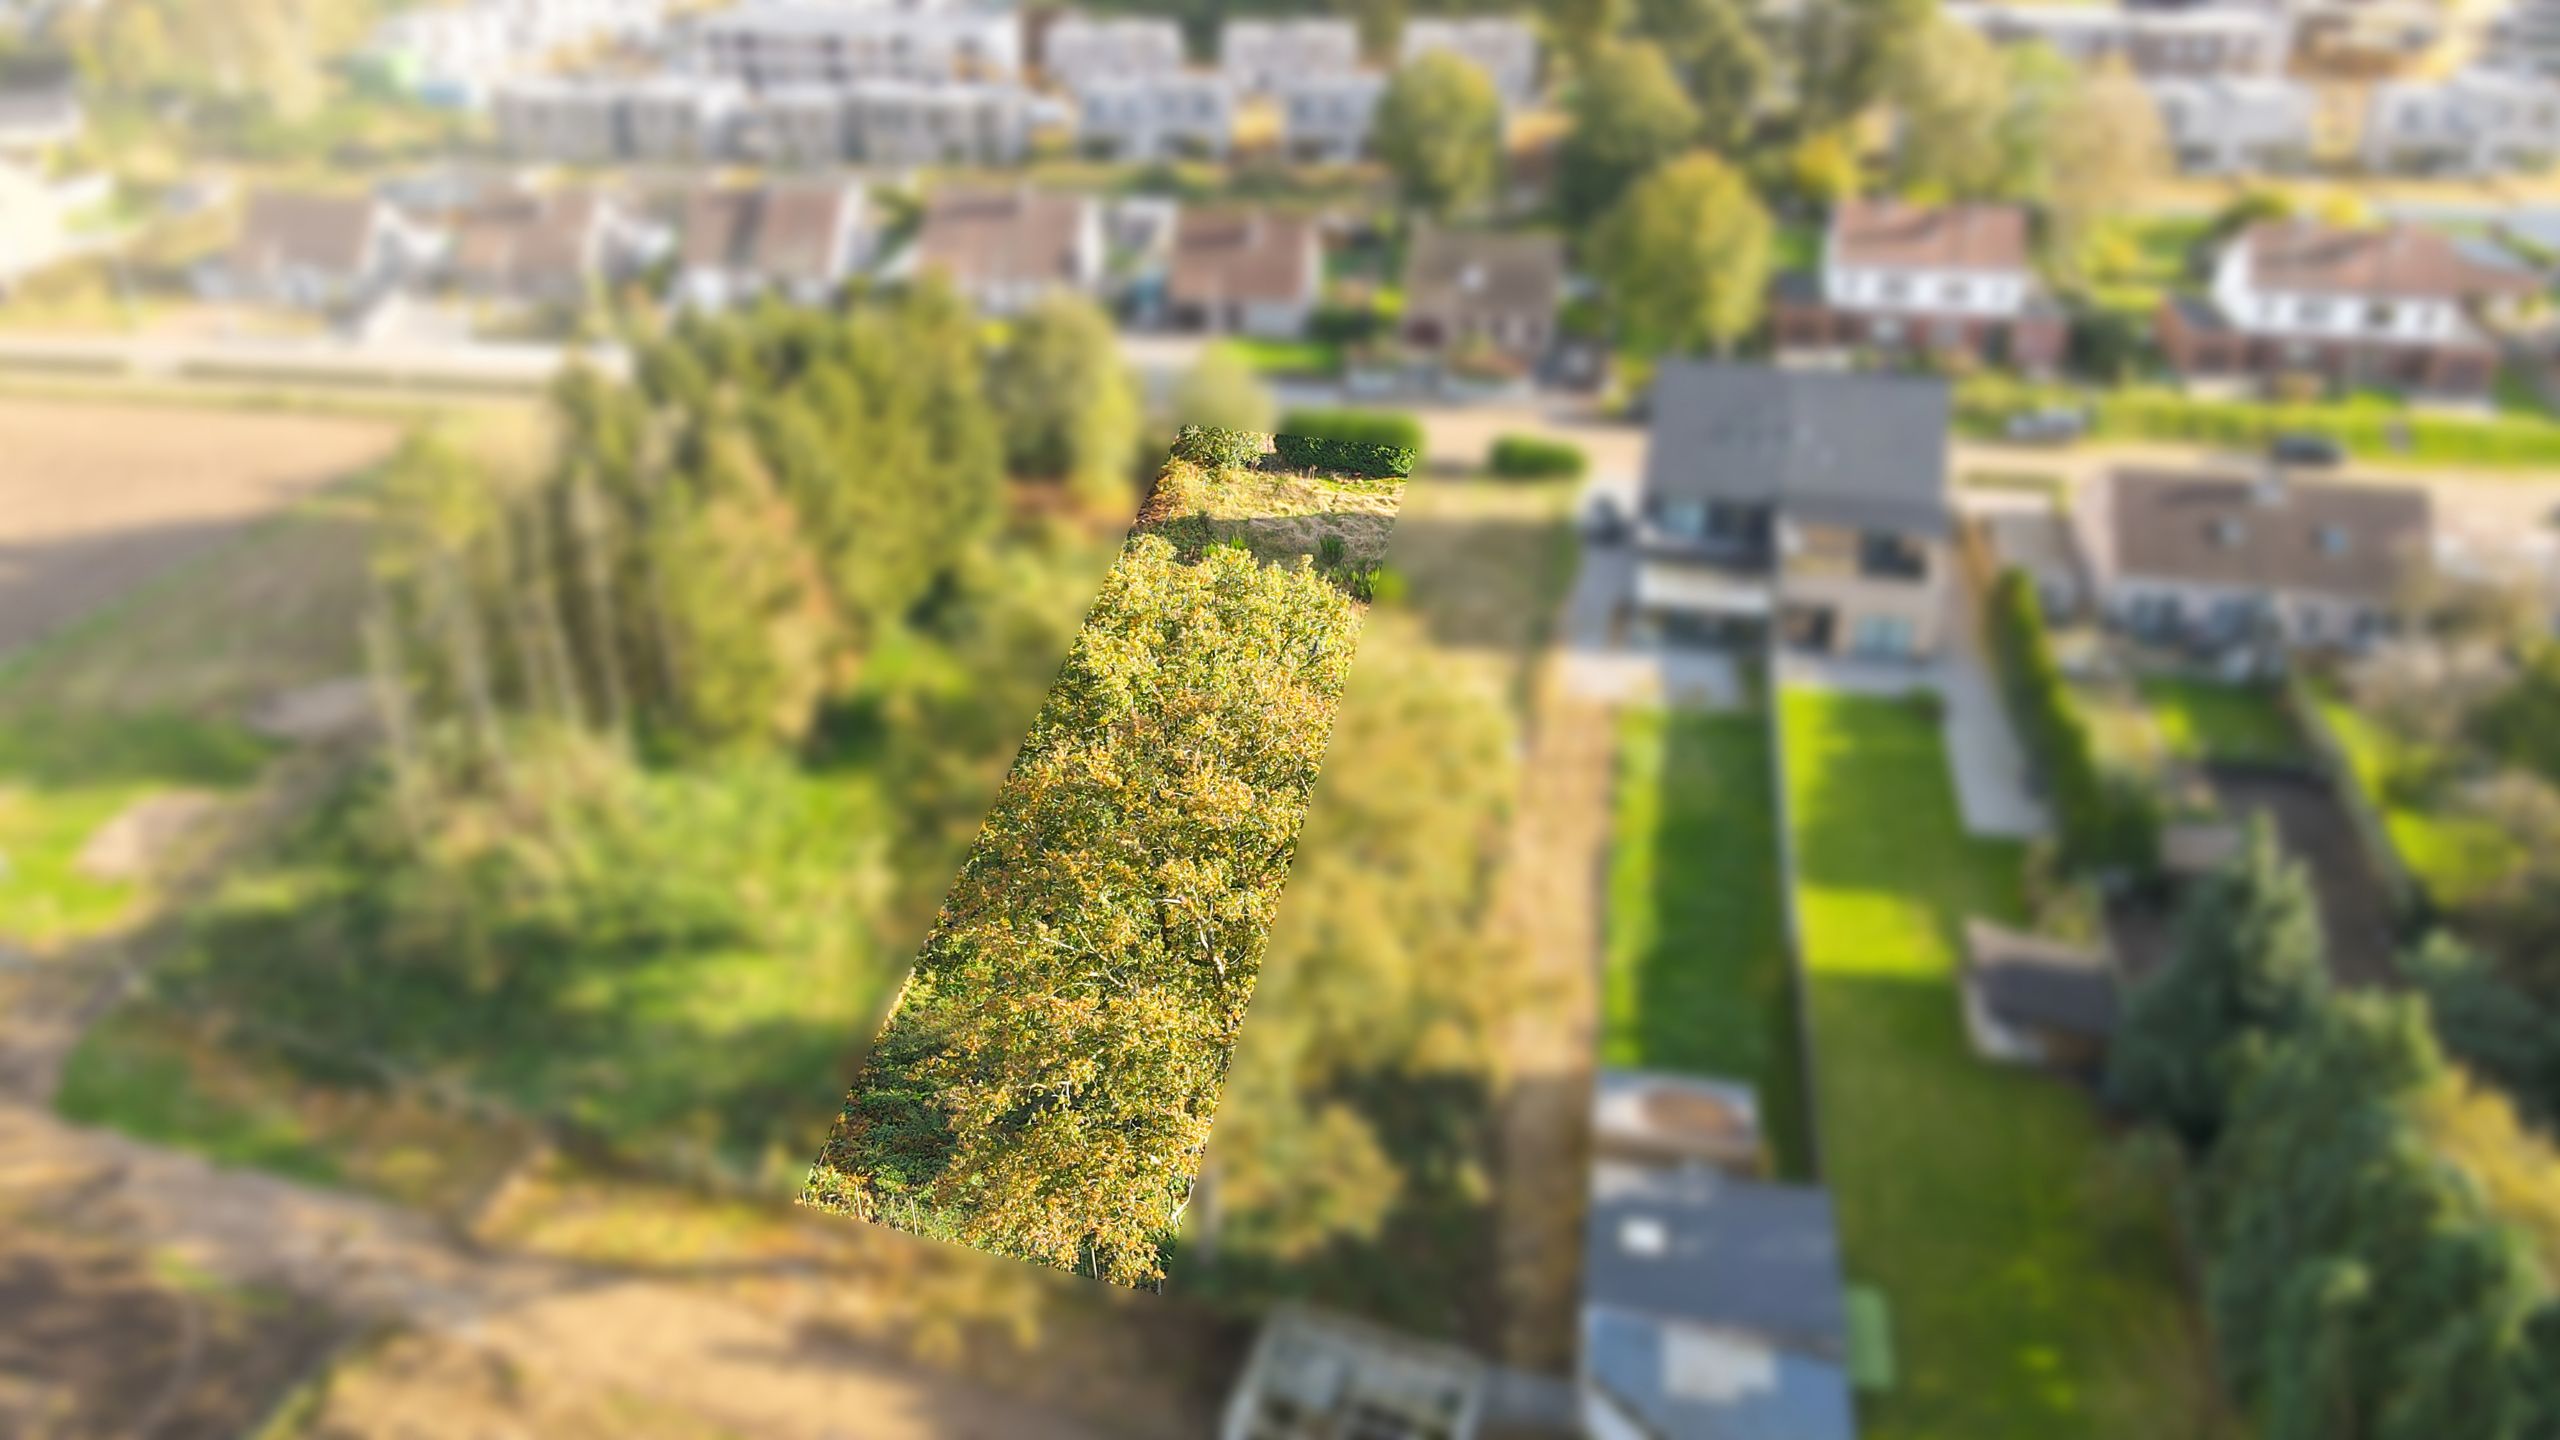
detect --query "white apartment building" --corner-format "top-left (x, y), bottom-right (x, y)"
top-left (2365, 68), bottom-right (2560, 174)
top-left (2147, 75), bottom-right (2314, 173)
top-left (1398, 18), bottom-right (1540, 108)
top-left (369, 0), bottom-right (665, 108)
top-left (1222, 19), bottom-right (1360, 95)
top-left (1946, 3), bottom-right (2291, 77)
top-left (1075, 72), bottom-right (1233, 161)
top-left (1276, 71), bottom-right (1384, 162)
top-left (1042, 15), bottom-right (1186, 90)
top-left (621, 75), bottom-right (746, 161)
top-left (846, 81), bottom-right (1031, 165)
top-left (682, 3), bottom-right (1023, 90)
top-left (494, 76), bottom-right (628, 162)
top-left (747, 86), bottom-right (852, 167)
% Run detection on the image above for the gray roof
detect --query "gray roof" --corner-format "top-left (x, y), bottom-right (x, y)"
top-left (1581, 1163), bottom-right (1855, 1440)
top-left (1644, 362), bottom-right (1952, 536)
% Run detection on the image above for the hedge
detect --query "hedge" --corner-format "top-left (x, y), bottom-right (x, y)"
top-left (1986, 569), bottom-right (2157, 874)
top-left (1172, 423), bottom-right (1264, 470)
top-left (1489, 434), bottom-right (1588, 480)
top-left (1278, 408), bottom-right (1425, 453)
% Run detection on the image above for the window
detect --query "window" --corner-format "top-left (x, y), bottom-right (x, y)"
top-left (1850, 613), bottom-right (1917, 657)
top-left (2211, 516), bottom-right (2248, 548)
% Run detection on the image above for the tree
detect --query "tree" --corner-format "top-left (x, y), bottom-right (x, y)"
top-left (1786, 128), bottom-right (1865, 207)
top-left (1886, 16), bottom-right (2010, 199)
top-left (2040, 60), bottom-right (2167, 277)
top-left (1633, 0), bottom-right (1770, 150)
top-left (2109, 817), bottom-right (2330, 1150)
top-left (2471, 643), bottom-right (2560, 789)
top-left (1170, 346), bottom-right (1277, 434)
top-left (1796, 0), bottom-right (1936, 133)
top-left (1542, 0), bottom-right (1622, 65)
top-left (1592, 151), bottom-right (1774, 356)
top-left (985, 293), bottom-right (1142, 510)
top-left (1558, 40), bottom-right (1701, 226)
top-left (1373, 51), bottom-right (1504, 219)
top-left (1992, 41), bottom-right (2078, 202)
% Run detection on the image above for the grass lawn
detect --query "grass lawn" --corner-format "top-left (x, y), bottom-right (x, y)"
top-left (1219, 336), bottom-right (1343, 379)
top-left (1956, 375), bottom-right (2560, 471)
top-left (2139, 677), bottom-right (2304, 767)
top-left (2315, 697), bottom-right (2521, 908)
top-left (1782, 690), bottom-right (2221, 1440)
top-left (1604, 708), bottom-right (1810, 1179)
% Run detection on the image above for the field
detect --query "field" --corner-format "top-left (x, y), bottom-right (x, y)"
top-left (1781, 690), bottom-right (2226, 1440)
top-left (1604, 708), bottom-right (1810, 1178)
top-left (2139, 677), bottom-right (2304, 768)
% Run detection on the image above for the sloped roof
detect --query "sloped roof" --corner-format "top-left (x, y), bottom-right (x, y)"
top-left (678, 185), bottom-right (760, 271)
top-left (752, 183), bottom-right (857, 284)
top-left (232, 190), bottom-right (380, 278)
top-left (1642, 362), bottom-right (1953, 536)
top-left (1402, 225), bottom-right (1562, 322)
top-left (1167, 208), bottom-right (1317, 310)
top-left (451, 189), bottom-right (603, 291)
top-left (2104, 468), bottom-right (2431, 605)
top-left (1831, 198), bottom-right (2032, 274)
top-left (1962, 917), bottom-right (2118, 1038)
top-left (914, 186), bottom-right (1089, 290)
top-left (2239, 220), bottom-right (2543, 301)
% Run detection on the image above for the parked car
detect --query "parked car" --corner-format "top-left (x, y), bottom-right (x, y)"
top-left (2003, 405), bottom-right (2087, 445)
top-left (2268, 431), bottom-right (2346, 468)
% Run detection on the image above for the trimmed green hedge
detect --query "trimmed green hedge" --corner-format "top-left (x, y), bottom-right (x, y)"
top-left (1172, 423), bottom-right (1264, 470)
top-left (1986, 570), bottom-right (2157, 874)
top-left (1489, 434), bottom-right (1588, 480)
top-left (1278, 408), bottom-right (1425, 453)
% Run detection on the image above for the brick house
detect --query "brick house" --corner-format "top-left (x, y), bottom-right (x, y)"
top-left (1771, 199), bottom-right (2067, 373)
top-left (2155, 220), bottom-right (2542, 398)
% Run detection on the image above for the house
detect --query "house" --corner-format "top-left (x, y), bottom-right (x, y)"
top-left (621, 75), bottom-right (745, 162)
top-left (1220, 1305), bottom-right (1486, 1440)
top-left (448, 188), bottom-right (662, 305)
top-left (2074, 467), bottom-right (2433, 650)
top-left (1399, 225), bottom-right (1562, 366)
top-left (1771, 199), bottom-right (2067, 373)
top-left (2146, 76), bottom-right (2314, 174)
top-left (1075, 71), bottom-right (1234, 162)
top-left (1946, 2), bottom-right (2292, 77)
top-left (1958, 918), bottom-right (2119, 1074)
top-left (2156, 220), bottom-right (2541, 398)
top-left (740, 85), bottom-right (849, 166)
top-left (672, 181), bottom-right (871, 310)
top-left (1580, 1158), bottom-right (1858, 1440)
top-left (1637, 363), bottom-right (1953, 659)
top-left (2364, 68), bottom-right (2560, 175)
top-left (368, 0), bottom-right (667, 108)
top-left (1042, 14), bottom-right (1185, 90)
top-left (1590, 1068), bottom-right (1769, 1177)
top-left (0, 59), bottom-right (79, 155)
top-left (1274, 71), bottom-right (1385, 162)
top-left (846, 81), bottom-right (1031, 165)
top-left (1222, 18), bottom-right (1360, 95)
top-left (493, 77), bottom-right (627, 163)
top-left (1165, 209), bottom-right (1321, 336)
top-left (1399, 18), bottom-right (1540, 109)
top-left (909, 186), bottom-right (1103, 316)
top-left (215, 189), bottom-right (440, 311)
top-left (681, 2), bottom-right (1023, 88)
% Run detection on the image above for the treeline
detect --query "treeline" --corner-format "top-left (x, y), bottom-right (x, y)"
top-left (2110, 824), bottom-right (2560, 1440)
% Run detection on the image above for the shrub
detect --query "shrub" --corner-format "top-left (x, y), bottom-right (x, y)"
top-left (1488, 434), bottom-right (1588, 480)
top-left (1278, 408), bottom-right (1425, 453)
top-left (1172, 423), bottom-right (1264, 470)
top-left (1273, 422), bottom-right (1419, 480)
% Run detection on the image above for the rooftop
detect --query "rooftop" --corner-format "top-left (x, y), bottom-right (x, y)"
top-left (1831, 199), bottom-right (2032, 274)
top-left (2103, 467), bottom-right (2431, 605)
top-left (2238, 220), bottom-right (2544, 301)
top-left (1642, 363), bottom-right (1953, 537)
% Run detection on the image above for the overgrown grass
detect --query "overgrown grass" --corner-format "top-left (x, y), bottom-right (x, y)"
top-left (2139, 677), bottom-right (2304, 767)
top-left (1605, 708), bottom-right (1810, 1179)
top-left (55, 1009), bottom-right (344, 1186)
top-left (1782, 690), bottom-right (2215, 1440)
top-left (2316, 696), bottom-right (2522, 907)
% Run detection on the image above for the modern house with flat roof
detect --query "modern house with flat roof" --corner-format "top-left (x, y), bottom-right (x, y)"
top-left (1638, 363), bottom-right (1954, 660)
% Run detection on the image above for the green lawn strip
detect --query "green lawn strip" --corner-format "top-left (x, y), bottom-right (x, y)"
top-left (2315, 697), bottom-right (2521, 907)
top-left (1603, 708), bottom-right (1811, 1179)
top-left (1219, 335), bottom-right (1344, 379)
top-left (1781, 690), bottom-right (2200, 1440)
top-left (1955, 376), bottom-right (2560, 470)
top-left (2138, 676), bottom-right (2303, 767)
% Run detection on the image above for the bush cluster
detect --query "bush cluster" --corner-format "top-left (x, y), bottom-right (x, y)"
top-left (1488, 434), bottom-right (1588, 480)
top-left (1986, 570), bottom-right (2156, 873)
top-left (1172, 423), bottom-right (1265, 470)
top-left (1274, 410), bottom-right (1421, 480)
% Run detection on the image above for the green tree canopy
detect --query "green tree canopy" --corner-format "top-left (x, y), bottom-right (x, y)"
top-left (1170, 346), bottom-right (1278, 434)
top-left (1558, 39), bottom-right (1701, 226)
top-left (986, 292), bottom-right (1143, 509)
top-left (1886, 15), bottom-right (2011, 199)
top-left (1373, 50), bottom-right (1506, 218)
top-left (1632, 0), bottom-right (1771, 150)
top-left (1591, 150), bottom-right (1774, 356)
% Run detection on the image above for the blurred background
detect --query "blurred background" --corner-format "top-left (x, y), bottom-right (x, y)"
top-left (7, 0), bottom-right (2560, 1434)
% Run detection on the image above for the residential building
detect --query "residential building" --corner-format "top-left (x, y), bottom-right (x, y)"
top-left (1946, 2), bottom-right (2291, 77)
top-left (672, 181), bottom-right (872, 310)
top-left (2494, 0), bottom-right (2560, 81)
top-left (1637, 363), bottom-right (1953, 660)
top-left (1398, 18), bottom-right (1540, 108)
top-left (447, 188), bottom-right (664, 305)
top-left (2363, 68), bottom-right (2560, 174)
top-left (1223, 18), bottom-right (1360, 95)
top-left (494, 76), bottom-right (628, 162)
top-left (847, 80), bottom-right (1032, 165)
top-left (1041, 14), bottom-right (1185, 90)
top-left (681, 2), bottom-right (1023, 90)
top-left (1398, 225), bottom-right (1563, 366)
top-left (621, 75), bottom-right (746, 162)
top-left (1220, 1306), bottom-right (1486, 1440)
top-left (0, 60), bottom-right (79, 155)
top-left (1580, 1155), bottom-right (1858, 1440)
top-left (2074, 467), bottom-right (2432, 650)
top-left (213, 189), bottom-right (442, 310)
top-left (743, 85), bottom-right (851, 167)
top-left (2291, 0), bottom-right (2492, 77)
top-left (1772, 199), bottom-right (2067, 373)
top-left (2146, 75), bottom-right (2314, 173)
top-left (909, 185), bottom-right (1103, 315)
top-left (1958, 918), bottom-right (2119, 1076)
top-left (1274, 71), bottom-right (1384, 161)
top-left (2155, 219), bottom-right (2541, 397)
top-left (367, 0), bottom-right (667, 108)
top-left (1075, 71), bottom-right (1233, 162)
top-left (1165, 208), bottom-right (1321, 336)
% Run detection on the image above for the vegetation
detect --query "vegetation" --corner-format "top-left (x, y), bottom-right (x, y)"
top-left (1606, 709), bottom-right (1808, 1178)
top-left (1170, 347), bottom-right (1278, 434)
top-left (1592, 151), bottom-right (1775, 357)
top-left (1986, 570), bottom-right (2155, 872)
top-left (1487, 434), bottom-right (1587, 480)
top-left (1275, 409), bottom-right (1423, 479)
top-left (985, 293), bottom-right (1144, 509)
top-left (2140, 677), bottom-right (2304, 769)
top-left (1557, 40), bottom-right (1701, 226)
top-left (1631, 0), bottom-right (1770, 150)
top-left (2316, 694), bottom-right (2519, 908)
top-left (807, 449), bottom-right (1400, 1289)
top-left (1372, 52), bottom-right (1504, 219)
top-left (1782, 690), bottom-right (2212, 1440)
top-left (1958, 378), bottom-right (2560, 470)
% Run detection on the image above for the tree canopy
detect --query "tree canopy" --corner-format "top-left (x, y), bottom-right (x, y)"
top-left (1557, 39), bottom-right (1701, 226)
top-left (1373, 50), bottom-right (1506, 218)
top-left (1591, 150), bottom-right (1774, 356)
